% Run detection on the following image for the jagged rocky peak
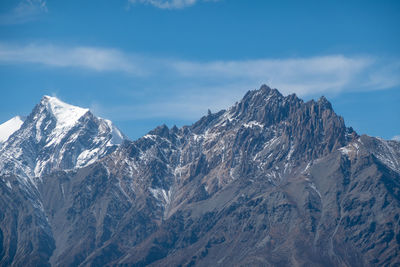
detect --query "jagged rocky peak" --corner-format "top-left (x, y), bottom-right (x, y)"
top-left (258, 84), bottom-right (283, 99)
top-left (211, 85), bottom-right (354, 162)
top-left (228, 85), bottom-right (297, 125)
top-left (148, 124), bottom-right (171, 138)
top-left (223, 85), bottom-right (342, 134)
top-left (153, 85), bottom-right (353, 161)
top-left (317, 95), bottom-right (332, 110)
top-left (189, 85), bottom-right (300, 134)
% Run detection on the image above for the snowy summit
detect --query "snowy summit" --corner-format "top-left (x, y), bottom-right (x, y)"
top-left (0, 95), bottom-right (127, 179)
top-left (41, 95), bottom-right (89, 129)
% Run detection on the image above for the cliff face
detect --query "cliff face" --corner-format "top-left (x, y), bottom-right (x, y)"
top-left (0, 86), bottom-right (399, 266)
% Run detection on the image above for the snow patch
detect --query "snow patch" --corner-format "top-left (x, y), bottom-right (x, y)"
top-left (309, 182), bottom-right (322, 199)
top-left (339, 146), bottom-right (352, 155)
top-left (149, 187), bottom-right (171, 205)
top-left (105, 119), bottom-right (124, 145)
top-left (339, 142), bottom-right (360, 156)
top-left (302, 162), bottom-right (312, 174)
top-left (143, 134), bottom-right (156, 140)
top-left (287, 145), bottom-right (295, 160)
top-left (243, 121), bottom-right (264, 128)
top-left (6, 180), bottom-right (12, 189)
top-left (76, 148), bottom-right (100, 167)
top-left (0, 116), bottom-right (25, 143)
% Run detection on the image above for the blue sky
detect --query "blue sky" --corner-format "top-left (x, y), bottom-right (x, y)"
top-left (0, 0), bottom-right (399, 140)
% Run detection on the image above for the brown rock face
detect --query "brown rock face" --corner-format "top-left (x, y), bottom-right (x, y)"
top-left (0, 85), bottom-right (399, 266)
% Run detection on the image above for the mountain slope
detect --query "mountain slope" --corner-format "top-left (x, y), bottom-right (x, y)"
top-left (0, 174), bottom-right (54, 267)
top-left (0, 86), bottom-right (399, 266)
top-left (126, 135), bottom-right (399, 267)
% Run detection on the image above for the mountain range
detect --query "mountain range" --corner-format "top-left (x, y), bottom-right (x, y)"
top-left (0, 85), bottom-right (399, 266)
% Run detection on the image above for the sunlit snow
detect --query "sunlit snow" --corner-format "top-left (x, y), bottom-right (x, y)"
top-left (0, 116), bottom-right (25, 143)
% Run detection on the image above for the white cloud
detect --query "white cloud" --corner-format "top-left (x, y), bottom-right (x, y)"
top-left (171, 55), bottom-right (399, 96)
top-left (129, 0), bottom-right (218, 9)
top-left (392, 135), bottom-right (400, 141)
top-left (0, 43), bottom-right (144, 74)
top-left (0, 0), bottom-right (47, 25)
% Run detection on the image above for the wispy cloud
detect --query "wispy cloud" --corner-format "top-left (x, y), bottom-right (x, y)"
top-left (1, 42), bottom-right (400, 120)
top-left (171, 56), bottom-right (379, 96)
top-left (0, 0), bottom-right (47, 25)
top-left (91, 84), bottom-right (243, 121)
top-left (128, 0), bottom-right (219, 9)
top-left (0, 43), bottom-right (144, 74)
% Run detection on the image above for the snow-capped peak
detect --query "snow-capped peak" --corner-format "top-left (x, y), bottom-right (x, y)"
top-left (0, 116), bottom-right (25, 143)
top-left (41, 95), bottom-right (89, 129)
top-left (0, 95), bottom-right (127, 180)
